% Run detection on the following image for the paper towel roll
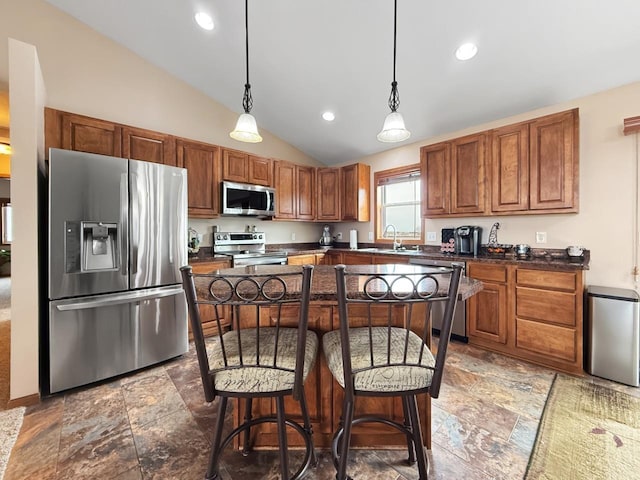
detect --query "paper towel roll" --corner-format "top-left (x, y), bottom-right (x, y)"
top-left (349, 229), bottom-right (358, 249)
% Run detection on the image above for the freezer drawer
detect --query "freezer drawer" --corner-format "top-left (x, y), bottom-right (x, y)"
top-left (48, 286), bottom-right (188, 393)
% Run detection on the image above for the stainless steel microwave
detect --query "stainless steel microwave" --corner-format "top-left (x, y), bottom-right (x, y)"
top-left (221, 181), bottom-right (276, 216)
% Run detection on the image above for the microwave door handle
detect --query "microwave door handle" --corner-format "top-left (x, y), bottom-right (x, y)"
top-left (267, 190), bottom-right (273, 212)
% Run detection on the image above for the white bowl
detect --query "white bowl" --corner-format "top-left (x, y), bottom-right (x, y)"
top-left (567, 246), bottom-right (584, 257)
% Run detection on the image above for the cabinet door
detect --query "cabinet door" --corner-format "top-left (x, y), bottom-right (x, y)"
top-left (274, 160), bottom-right (296, 219)
top-left (61, 113), bottom-right (122, 158)
top-left (287, 254), bottom-right (317, 265)
top-left (341, 163), bottom-right (370, 221)
top-left (248, 155), bottom-right (272, 186)
top-left (529, 109), bottom-right (578, 211)
top-left (222, 149), bottom-right (249, 183)
top-left (491, 123), bottom-right (529, 212)
top-left (296, 165), bottom-right (316, 220)
top-left (189, 260), bottom-right (231, 338)
top-left (420, 143), bottom-right (450, 216)
top-left (177, 139), bottom-right (220, 218)
top-left (317, 168), bottom-right (341, 221)
top-left (122, 127), bottom-right (176, 166)
top-left (467, 263), bottom-right (508, 345)
top-left (468, 282), bottom-right (508, 344)
top-left (342, 253), bottom-right (373, 265)
top-left (450, 133), bottom-right (487, 214)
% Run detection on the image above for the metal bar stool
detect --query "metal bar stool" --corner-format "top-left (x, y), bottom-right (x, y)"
top-left (323, 263), bottom-right (463, 480)
top-left (181, 264), bottom-right (317, 480)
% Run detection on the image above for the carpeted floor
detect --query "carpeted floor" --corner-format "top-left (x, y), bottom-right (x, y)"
top-left (525, 374), bottom-right (640, 479)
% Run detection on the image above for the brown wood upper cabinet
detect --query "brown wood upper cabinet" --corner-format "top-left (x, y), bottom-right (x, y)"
top-left (48, 109), bottom-right (123, 158)
top-left (421, 108), bottom-right (579, 218)
top-left (273, 160), bottom-right (315, 220)
top-left (46, 108), bottom-right (177, 166)
top-left (341, 163), bottom-right (370, 222)
top-left (177, 139), bottom-right (220, 218)
top-left (528, 109), bottom-right (578, 211)
top-left (316, 167), bottom-right (341, 221)
top-left (421, 133), bottom-right (487, 217)
top-left (122, 126), bottom-right (176, 166)
top-left (490, 109), bottom-right (578, 214)
top-left (222, 148), bottom-right (272, 186)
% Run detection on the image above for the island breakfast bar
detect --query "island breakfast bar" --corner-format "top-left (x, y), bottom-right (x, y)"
top-left (194, 263), bottom-right (483, 450)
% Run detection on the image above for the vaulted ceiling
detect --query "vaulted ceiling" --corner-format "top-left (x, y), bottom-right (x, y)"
top-left (45, 0), bottom-right (640, 165)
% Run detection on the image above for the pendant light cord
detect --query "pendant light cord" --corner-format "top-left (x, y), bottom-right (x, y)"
top-left (242, 0), bottom-right (253, 114)
top-left (388, 0), bottom-right (400, 113)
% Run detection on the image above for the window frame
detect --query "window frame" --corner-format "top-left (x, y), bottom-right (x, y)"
top-left (374, 164), bottom-right (423, 246)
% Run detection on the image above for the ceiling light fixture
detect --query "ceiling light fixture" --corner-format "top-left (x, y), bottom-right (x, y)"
top-left (0, 143), bottom-right (11, 155)
top-left (377, 0), bottom-right (410, 143)
top-left (194, 12), bottom-right (214, 31)
top-left (322, 111), bottom-right (335, 122)
top-left (455, 42), bottom-right (478, 61)
top-left (230, 0), bottom-right (262, 143)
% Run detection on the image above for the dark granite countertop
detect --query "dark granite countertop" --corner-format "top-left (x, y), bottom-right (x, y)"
top-left (190, 244), bottom-right (589, 272)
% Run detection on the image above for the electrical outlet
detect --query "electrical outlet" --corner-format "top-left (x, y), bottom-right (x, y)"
top-left (426, 231), bottom-right (437, 241)
top-left (336, 232), bottom-right (343, 240)
top-left (536, 232), bottom-right (547, 244)
top-left (368, 231), bottom-right (374, 241)
top-left (291, 232), bottom-right (296, 241)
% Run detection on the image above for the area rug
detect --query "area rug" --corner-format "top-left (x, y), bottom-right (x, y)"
top-left (525, 374), bottom-right (640, 479)
top-left (0, 406), bottom-right (24, 480)
top-left (0, 320), bottom-right (10, 410)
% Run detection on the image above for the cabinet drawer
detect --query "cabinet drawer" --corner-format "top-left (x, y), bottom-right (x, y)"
top-left (516, 287), bottom-right (576, 326)
top-left (516, 318), bottom-right (576, 362)
top-left (516, 268), bottom-right (576, 291)
top-left (468, 263), bottom-right (507, 283)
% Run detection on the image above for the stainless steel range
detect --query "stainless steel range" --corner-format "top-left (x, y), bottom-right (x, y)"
top-left (213, 232), bottom-right (288, 266)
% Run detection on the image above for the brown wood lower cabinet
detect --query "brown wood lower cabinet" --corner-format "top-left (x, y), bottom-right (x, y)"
top-left (234, 301), bottom-right (432, 449)
top-left (467, 262), bottom-right (584, 374)
top-left (189, 260), bottom-right (232, 339)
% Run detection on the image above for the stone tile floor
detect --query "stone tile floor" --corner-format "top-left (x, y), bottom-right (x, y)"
top-left (5, 340), bottom-right (638, 480)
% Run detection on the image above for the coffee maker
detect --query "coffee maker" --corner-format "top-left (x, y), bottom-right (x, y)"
top-left (454, 226), bottom-right (482, 256)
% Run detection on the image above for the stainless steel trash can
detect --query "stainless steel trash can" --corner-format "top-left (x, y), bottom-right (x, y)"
top-left (587, 286), bottom-right (639, 387)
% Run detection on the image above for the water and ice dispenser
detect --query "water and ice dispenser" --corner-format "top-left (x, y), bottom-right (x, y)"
top-left (65, 221), bottom-right (119, 273)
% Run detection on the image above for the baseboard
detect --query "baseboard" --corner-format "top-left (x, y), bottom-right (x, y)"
top-left (7, 393), bottom-right (40, 409)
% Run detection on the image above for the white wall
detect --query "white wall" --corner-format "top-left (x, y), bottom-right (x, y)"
top-left (339, 81), bottom-right (640, 290)
top-left (9, 38), bottom-right (45, 401)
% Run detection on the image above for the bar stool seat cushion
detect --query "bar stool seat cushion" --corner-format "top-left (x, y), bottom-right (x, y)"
top-left (323, 326), bottom-right (435, 393)
top-left (208, 328), bottom-right (319, 393)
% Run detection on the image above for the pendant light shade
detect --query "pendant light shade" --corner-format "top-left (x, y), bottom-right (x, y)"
top-left (377, 112), bottom-right (410, 142)
top-left (378, 0), bottom-right (410, 143)
top-left (0, 143), bottom-right (11, 155)
top-left (230, 113), bottom-right (262, 143)
top-left (230, 0), bottom-right (262, 143)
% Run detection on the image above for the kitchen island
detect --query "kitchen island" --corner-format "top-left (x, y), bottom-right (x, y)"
top-left (193, 263), bottom-right (482, 451)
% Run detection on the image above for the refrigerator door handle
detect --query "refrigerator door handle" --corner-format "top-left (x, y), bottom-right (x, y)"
top-left (120, 172), bottom-right (129, 277)
top-left (130, 171), bottom-right (139, 275)
top-left (56, 286), bottom-right (184, 311)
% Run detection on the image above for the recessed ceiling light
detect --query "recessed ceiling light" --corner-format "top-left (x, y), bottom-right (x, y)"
top-left (322, 111), bottom-right (335, 122)
top-left (195, 12), bottom-right (214, 31)
top-left (455, 42), bottom-right (478, 61)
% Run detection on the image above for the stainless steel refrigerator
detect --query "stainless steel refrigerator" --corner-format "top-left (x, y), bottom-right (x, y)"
top-left (46, 148), bottom-right (188, 394)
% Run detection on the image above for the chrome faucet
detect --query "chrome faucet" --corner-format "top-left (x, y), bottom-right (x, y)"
top-left (383, 224), bottom-right (402, 250)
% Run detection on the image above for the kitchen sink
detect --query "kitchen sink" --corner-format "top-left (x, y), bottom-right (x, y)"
top-left (357, 248), bottom-right (423, 255)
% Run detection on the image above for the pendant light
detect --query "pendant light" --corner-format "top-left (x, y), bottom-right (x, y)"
top-left (0, 143), bottom-right (11, 155)
top-left (377, 0), bottom-right (410, 143)
top-left (230, 0), bottom-right (263, 143)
